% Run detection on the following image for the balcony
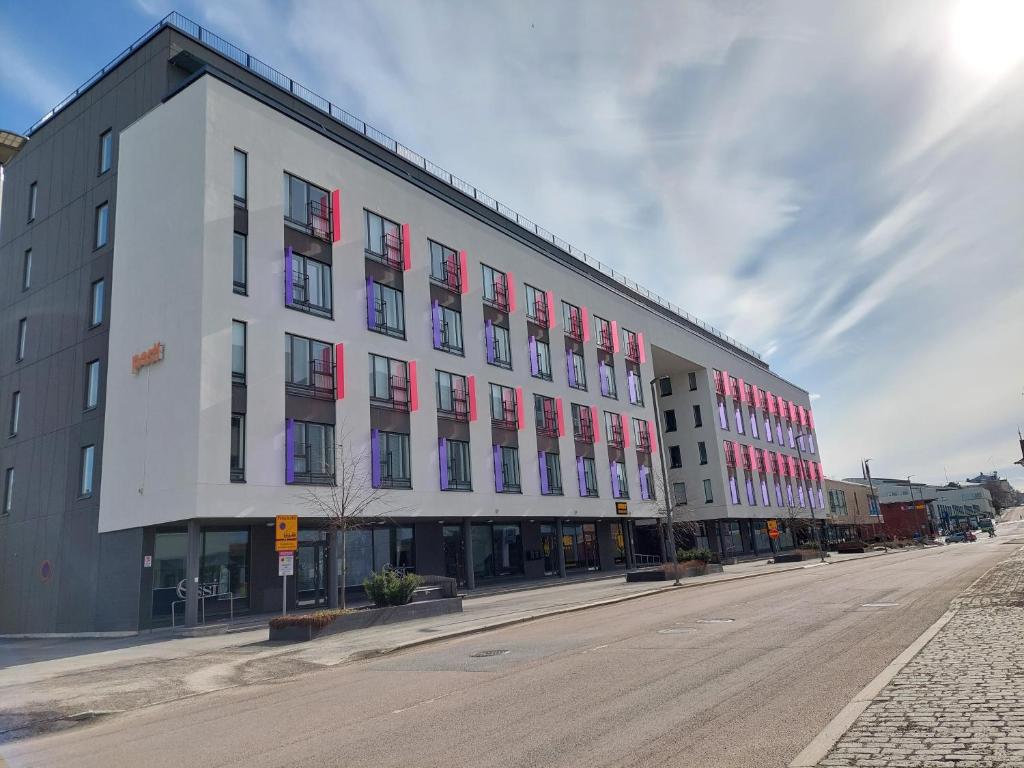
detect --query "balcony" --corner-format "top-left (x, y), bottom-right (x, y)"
top-left (371, 375), bottom-right (410, 411)
top-left (286, 199), bottom-right (333, 243)
top-left (484, 281), bottom-right (509, 312)
top-left (491, 403), bottom-right (518, 430)
top-left (286, 358), bottom-right (336, 400)
top-left (371, 299), bottom-right (405, 339)
top-left (289, 273), bottom-right (332, 319)
top-left (431, 258), bottom-right (461, 292)
top-left (625, 338), bottom-right (640, 362)
top-left (597, 328), bottom-right (614, 353)
top-left (536, 414), bottom-right (559, 438)
top-left (531, 297), bottom-right (549, 327)
top-left (714, 372), bottom-right (725, 396)
top-left (606, 423), bottom-right (624, 448)
top-left (636, 430), bottom-right (652, 453)
top-left (439, 322), bottom-right (463, 355)
top-left (368, 230), bottom-right (404, 270)
top-left (574, 422), bottom-right (595, 444)
top-left (565, 315), bottom-right (583, 342)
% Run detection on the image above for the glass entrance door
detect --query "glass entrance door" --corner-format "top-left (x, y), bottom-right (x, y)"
top-left (297, 539), bottom-right (328, 607)
top-left (562, 523), bottom-right (600, 571)
top-left (442, 525), bottom-right (465, 586)
top-left (541, 525), bottom-right (559, 575)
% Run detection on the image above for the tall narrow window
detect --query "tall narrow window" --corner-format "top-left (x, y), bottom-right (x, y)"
top-left (703, 479), bottom-right (714, 503)
top-left (688, 371), bottom-right (697, 391)
top-left (377, 432), bottom-right (412, 488)
top-left (90, 279), bottom-right (105, 327)
top-left (233, 149), bottom-right (247, 207)
top-left (664, 409), bottom-right (677, 432)
top-left (2, 467), bottom-right (12, 514)
top-left (230, 414), bottom-right (245, 482)
top-left (95, 202), bottom-right (109, 249)
top-left (233, 232), bottom-right (247, 294)
top-left (99, 130), bottom-right (113, 174)
top-left (669, 445), bottom-right (682, 468)
top-left (481, 264), bottom-right (509, 310)
top-left (28, 182), bottom-right (37, 222)
top-left (370, 282), bottom-right (405, 338)
top-left (231, 321), bottom-right (246, 385)
top-left (80, 445), bottom-right (96, 497)
top-left (436, 370), bottom-right (469, 420)
top-left (698, 441), bottom-right (708, 465)
top-left (291, 253), bottom-right (333, 317)
top-left (9, 391), bottom-right (20, 437)
top-left (429, 240), bottom-right (461, 290)
top-left (16, 318), bottom-right (27, 362)
top-left (365, 210), bottom-right (403, 267)
top-left (692, 404), bottom-right (703, 428)
top-left (85, 360), bottom-right (101, 410)
top-left (22, 249), bottom-right (31, 291)
top-left (444, 439), bottom-right (473, 490)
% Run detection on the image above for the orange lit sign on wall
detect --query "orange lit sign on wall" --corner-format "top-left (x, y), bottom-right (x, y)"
top-left (131, 342), bottom-right (165, 374)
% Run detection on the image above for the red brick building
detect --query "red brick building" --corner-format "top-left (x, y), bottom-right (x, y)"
top-left (879, 501), bottom-right (933, 539)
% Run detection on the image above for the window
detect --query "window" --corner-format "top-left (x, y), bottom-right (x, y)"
top-left (80, 445), bottom-right (96, 497)
top-left (627, 370), bottom-right (643, 405)
top-left (495, 445), bottom-right (521, 492)
top-left (444, 439), bottom-right (472, 490)
top-left (22, 249), bottom-right (31, 291)
top-left (664, 409), bottom-right (677, 432)
top-left (230, 414), bottom-right (245, 482)
top-left (369, 354), bottom-right (410, 410)
top-left (9, 391), bottom-right (20, 437)
top-left (692, 404), bottom-right (703, 428)
top-left (481, 264), bottom-right (509, 310)
top-left (284, 173), bottom-right (330, 239)
top-left (233, 149), bottom-right (247, 207)
top-left (15, 318), bottom-right (27, 362)
top-left (233, 233), bottom-right (247, 294)
top-left (669, 445), bottom-right (682, 468)
top-left (688, 371), bottom-right (697, 391)
top-left (535, 395), bottom-right (558, 436)
top-left (605, 411), bottom-right (624, 447)
top-left (623, 328), bottom-right (640, 361)
top-left (698, 441), bottom-right (708, 465)
top-left (594, 316), bottom-right (613, 351)
top-left (673, 482), bottom-right (687, 506)
top-left (579, 456), bottom-right (599, 497)
top-left (365, 210), bottom-right (403, 268)
top-left (531, 337), bottom-right (552, 380)
top-left (90, 279), bottom-right (105, 327)
top-left (658, 377), bottom-right (672, 397)
top-left (562, 301), bottom-right (583, 340)
top-left (99, 130), bottom-right (113, 175)
top-left (567, 349), bottom-right (587, 390)
top-left (286, 333), bottom-right (335, 398)
top-left (704, 479), bottom-right (714, 503)
top-left (28, 182), bottom-right (37, 223)
top-left (429, 240), bottom-right (460, 290)
top-left (487, 322), bottom-right (512, 368)
top-left (436, 370), bottom-right (469, 420)
top-left (376, 431), bottom-right (412, 489)
top-left (85, 360), bottom-right (101, 410)
top-left (610, 461), bottom-right (628, 499)
top-left (525, 283), bottom-right (549, 326)
top-left (571, 403), bottom-right (595, 443)
top-left (540, 451), bottom-right (563, 495)
top-left (2, 468), bottom-right (12, 514)
top-left (231, 321), bottom-right (246, 385)
top-left (291, 421), bottom-right (335, 483)
top-left (633, 417), bottom-right (652, 452)
top-left (370, 282), bottom-right (404, 337)
top-left (291, 254), bottom-right (333, 317)
top-left (490, 383), bottom-right (518, 428)
top-left (94, 202), bottom-right (109, 249)
top-left (599, 360), bottom-right (617, 399)
top-left (438, 305), bottom-right (464, 354)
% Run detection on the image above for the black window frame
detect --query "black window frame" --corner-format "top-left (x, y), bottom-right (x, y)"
top-left (658, 377), bottom-right (672, 397)
top-left (285, 333), bottom-right (336, 399)
top-left (688, 371), bottom-right (698, 391)
top-left (233, 231), bottom-right (248, 295)
top-left (481, 264), bottom-right (509, 311)
top-left (99, 129), bottom-right (113, 175)
top-left (438, 304), bottom-right (464, 355)
top-left (79, 444), bottom-right (96, 498)
top-left (284, 172), bottom-right (331, 241)
top-left (692, 404), bottom-right (703, 428)
top-left (94, 202), bottom-right (109, 249)
top-left (84, 359), bottom-right (101, 411)
top-left (377, 431), bottom-right (412, 489)
top-left (497, 445), bottom-right (522, 493)
top-left (365, 209), bottom-right (404, 269)
top-left (664, 409), bottom-right (678, 433)
top-left (8, 391), bottom-right (20, 437)
top-left (370, 281), bottom-right (405, 339)
top-left (291, 421), bottom-right (336, 485)
top-left (15, 318), bottom-right (27, 363)
top-left (669, 445), bottom-right (682, 469)
top-left (231, 320), bottom-right (247, 385)
top-left (436, 370), bottom-right (469, 421)
top-left (289, 252), bottom-right (334, 319)
top-left (27, 182), bottom-right (37, 223)
top-left (429, 239), bottom-right (461, 291)
top-left (233, 149), bottom-right (247, 208)
top-left (541, 451), bottom-right (563, 495)
top-left (90, 279), bottom-right (105, 328)
top-left (2, 467), bottom-right (13, 514)
top-left (534, 394), bottom-right (558, 437)
top-left (444, 438), bottom-right (473, 490)
top-left (489, 383), bottom-right (518, 429)
top-left (369, 354), bottom-right (410, 411)
top-left (230, 413), bottom-right (245, 482)
top-left (22, 249), bottom-right (31, 292)
top-left (562, 300), bottom-right (584, 341)
top-left (698, 441), bottom-right (708, 465)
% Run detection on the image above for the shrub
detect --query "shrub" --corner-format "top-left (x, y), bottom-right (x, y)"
top-left (363, 570), bottom-right (423, 607)
top-left (676, 547), bottom-right (714, 563)
top-left (269, 608), bottom-right (351, 630)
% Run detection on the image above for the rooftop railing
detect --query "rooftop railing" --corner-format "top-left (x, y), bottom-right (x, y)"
top-left (28, 10), bottom-right (763, 363)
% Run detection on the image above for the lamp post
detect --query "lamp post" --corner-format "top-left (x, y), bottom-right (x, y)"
top-left (649, 379), bottom-right (680, 585)
top-left (794, 429), bottom-right (825, 562)
top-left (864, 458), bottom-right (880, 543)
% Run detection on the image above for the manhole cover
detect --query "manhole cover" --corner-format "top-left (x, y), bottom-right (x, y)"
top-left (470, 649), bottom-right (510, 658)
top-left (658, 628), bottom-right (696, 634)
top-left (861, 603), bottom-right (899, 608)
top-left (696, 618), bottom-right (734, 624)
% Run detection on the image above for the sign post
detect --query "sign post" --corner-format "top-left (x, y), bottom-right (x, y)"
top-left (275, 515), bottom-right (298, 616)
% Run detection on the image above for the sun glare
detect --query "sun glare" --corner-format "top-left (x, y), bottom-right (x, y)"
top-left (950, 0), bottom-right (1024, 77)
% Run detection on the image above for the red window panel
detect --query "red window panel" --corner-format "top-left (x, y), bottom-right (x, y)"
top-left (724, 440), bottom-right (735, 467)
top-left (330, 189), bottom-right (341, 243)
top-left (401, 223), bottom-right (411, 271)
top-left (737, 378), bottom-right (747, 404)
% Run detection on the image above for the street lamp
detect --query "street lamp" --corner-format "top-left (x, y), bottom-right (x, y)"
top-left (794, 429), bottom-right (826, 562)
top-left (649, 379), bottom-right (680, 585)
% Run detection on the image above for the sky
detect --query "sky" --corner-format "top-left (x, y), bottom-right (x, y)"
top-left (2, 0), bottom-right (1022, 489)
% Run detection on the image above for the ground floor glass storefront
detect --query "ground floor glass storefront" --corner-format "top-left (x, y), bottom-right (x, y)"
top-left (151, 528), bottom-right (250, 623)
top-left (297, 525), bottom-right (415, 606)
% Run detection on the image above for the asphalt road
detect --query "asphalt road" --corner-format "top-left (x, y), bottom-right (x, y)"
top-left (6, 534), bottom-right (1021, 768)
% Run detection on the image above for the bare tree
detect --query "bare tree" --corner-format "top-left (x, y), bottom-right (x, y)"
top-left (298, 420), bottom-right (407, 609)
top-left (640, 460), bottom-right (702, 558)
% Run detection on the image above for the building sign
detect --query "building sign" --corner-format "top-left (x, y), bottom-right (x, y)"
top-left (615, 502), bottom-right (629, 516)
top-left (278, 552), bottom-right (294, 577)
top-left (131, 342), bottom-right (165, 374)
top-left (275, 514), bottom-right (298, 552)
top-left (143, 555), bottom-right (152, 568)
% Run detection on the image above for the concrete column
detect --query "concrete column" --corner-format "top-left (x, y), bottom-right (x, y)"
top-left (658, 521), bottom-right (668, 563)
top-left (463, 519), bottom-right (475, 590)
top-left (184, 518), bottom-right (201, 627)
top-left (555, 519), bottom-right (567, 578)
top-left (327, 529), bottom-right (340, 609)
top-left (624, 521), bottom-right (636, 569)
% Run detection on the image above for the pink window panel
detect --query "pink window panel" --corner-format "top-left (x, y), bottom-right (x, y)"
top-left (459, 251), bottom-right (469, 294)
top-left (737, 378), bottom-right (747, 403)
top-left (408, 361), bottom-right (419, 411)
top-left (401, 223), bottom-right (411, 271)
top-left (610, 320), bottom-right (620, 353)
top-left (506, 272), bottom-right (517, 313)
top-left (331, 189), bottom-right (341, 243)
top-left (467, 375), bottom-right (477, 421)
top-left (637, 332), bottom-right (646, 363)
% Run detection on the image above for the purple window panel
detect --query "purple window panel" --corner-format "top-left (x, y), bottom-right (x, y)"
top-left (776, 422), bottom-right (784, 444)
top-left (807, 485), bottom-right (815, 509)
top-left (370, 429), bottom-right (381, 488)
top-left (529, 336), bottom-right (538, 376)
top-left (538, 451), bottom-right (549, 494)
top-left (438, 437), bottom-right (449, 490)
top-left (284, 247), bottom-right (294, 306)
top-left (750, 413), bottom-right (759, 439)
top-left (775, 482), bottom-right (784, 506)
top-left (734, 406), bottom-right (744, 433)
top-left (285, 418), bottom-right (295, 483)
top-left (577, 456), bottom-right (587, 496)
top-left (817, 488), bottom-right (824, 508)
top-left (729, 473), bottom-right (739, 504)
top-left (746, 476), bottom-right (756, 505)
top-left (798, 434), bottom-right (806, 452)
top-left (366, 277), bottom-right (375, 329)
top-left (493, 444), bottom-right (504, 492)
top-left (798, 484), bottom-right (806, 508)
top-left (432, 301), bottom-right (442, 349)
top-left (627, 372), bottom-right (637, 403)
top-left (485, 320), bottom-right (495, 364)
top-left (788, 426), bottom-right (795, 448)
top-left (761, 479), bottom-right (770, 506)
top-left (719, 400), bottom-right (728, 429)
top-left (639, 466), bottom-right (650, 500)
top-left (599, 362), bottom-right (609, 396)
top-left (786, 483), bottom-right (794, 507)
top-left (566, 351), bottom-right (576, 387)
top-left (610, 464), bottom-right (620, 498)
top-left (765, 418), bottom-right (773, 442)
top-left (808, 434), bottom-right (816, 454)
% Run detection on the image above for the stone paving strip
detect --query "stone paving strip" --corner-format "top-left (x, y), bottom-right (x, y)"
top-left (815, 549), bottom-right (1024, 768)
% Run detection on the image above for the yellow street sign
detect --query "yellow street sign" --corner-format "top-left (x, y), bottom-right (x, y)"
top-left (767, 519), bottom-right (780, 539)
top-left (275, 515), bottom-right (298, 552)
top-left (615, 502), bottom-right (629, 515)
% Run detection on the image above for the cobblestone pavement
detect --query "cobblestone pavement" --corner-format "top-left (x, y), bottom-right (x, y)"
top-left (820, 548), bottom-right (1024, 767)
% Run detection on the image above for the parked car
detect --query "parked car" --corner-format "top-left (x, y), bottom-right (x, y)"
top-left (945, 532), bottom-right (968, 543)
top-left (965, 531), bottom-right (977, 542)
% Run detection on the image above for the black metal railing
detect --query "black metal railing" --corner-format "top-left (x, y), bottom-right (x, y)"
top-left (597, 327), bottom-right (614, 352)
top-left (492, 403), bottom-right (518, 430)
top-left (485, 281), bottom-right (509, 311)
top-left (531, 297), bottom-right (549, 327)
top-left (291, 443), bottom-right (336, 485)
top-left (636, 430), bottom-right (652, 453)
top-left (431, 258), bottom-right (461, 291)
top-left (372, 299), bottom-right (404, 338)
top-left (371, 375), bottom-right (410, 411)
top-left (286, 358), bottom-right (335, 399)
top-left (446, 476), bottom-right (472, 491)
top-left (566, 315), bottom-right (583, 341)
top-left (308, 199), bottom-right (332, 242)
top-left (232, 369), bottom-right (246, 386)
top-left (574, 420), bottom-right (595, 443)
top-left (607, 424), bottom-right (624, 448)
top-left (440, 322), bottom-right (463, 354)
top-left (230, 466), bottom-right (245, 482)
top-left (378, 471), bottom-right (412, 490)
top-left (581, 483), bottom-right (599, 498)
top-left (373, 231), bottom-right (403, 269)
top-left (625, 338), bottom-right (640, 362)
top-left (439, 392), bottom-right (470, 421)
top-left (490, 337), bottom-right (512, 369)
top-left (537, 416), bottom-right (559, 438)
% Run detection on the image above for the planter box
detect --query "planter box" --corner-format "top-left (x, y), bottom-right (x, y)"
top-left (625, 562), bottom-right (723, 582)
top-left (269, 596), bottom-right (463, 642)
top-left (772, 553), bottom-right (804, 563)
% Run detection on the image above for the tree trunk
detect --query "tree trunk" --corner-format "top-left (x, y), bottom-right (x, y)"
top-left (340, 524), bottom-right (347, 610)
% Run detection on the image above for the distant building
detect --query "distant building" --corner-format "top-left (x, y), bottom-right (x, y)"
top-left (965, 472), bottom-right (1022, 511)
top-left (843, 477), bottom-right (936, 538)
top-left (823, 478), bottom-right (883, 541)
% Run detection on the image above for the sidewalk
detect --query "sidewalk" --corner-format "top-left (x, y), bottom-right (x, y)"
top-left (798, 547), bottom-right (1024, 767)
top-left (0, 547), bottom-right (892, 743)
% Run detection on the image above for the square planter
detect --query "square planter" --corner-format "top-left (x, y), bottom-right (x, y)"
top-left (269, 596), bottom-right (463, 642)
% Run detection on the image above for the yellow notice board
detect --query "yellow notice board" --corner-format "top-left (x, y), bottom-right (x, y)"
top-left (275, 515), bottom-right (298, 552)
